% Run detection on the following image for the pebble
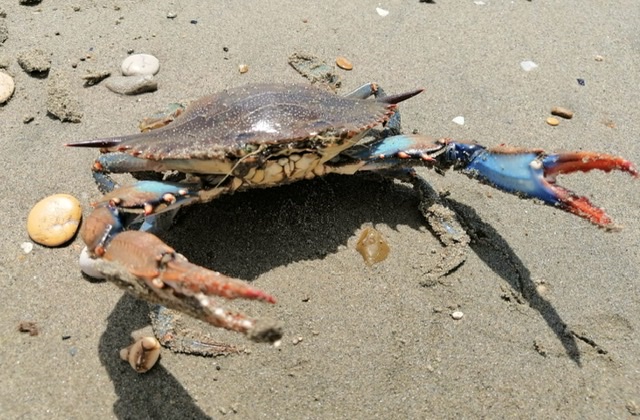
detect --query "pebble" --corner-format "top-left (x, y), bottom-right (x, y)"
top-left (376, 7), bottom-right (389, 17)
top-left (238, 64), bottom-right (249, 74)
top-left (335, 56), bottom-right (353, 71)
top-left (546, 117), bottom-right (560, 126)
top-left (451, 311), bottom-right (464, 320)
top-left (105, 75), bottom-right (158, 95)
top-left (452, 116), bottom-right (465, 125)
top-left (356, 226), bottom-right (390, 265)
top-left (20, 242), bottom-right (34, 254)
top-left (520, 60), bottom-right (538, 72)
top-left (121, 54), bottom-right (160, 76)
top-left (0, 71), bottom-right (14, 103)
top-left (120, 336), bottom-right (161, 373)
top-left (27, 194), bottom-right (82, 247)
top-left (551, 106), bottom-right (574, 119)
top-left (594, 55), bottom-right (604, 62)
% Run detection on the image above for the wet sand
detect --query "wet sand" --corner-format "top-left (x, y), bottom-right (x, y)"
top-left (1, 1), bottom-right (639, 418)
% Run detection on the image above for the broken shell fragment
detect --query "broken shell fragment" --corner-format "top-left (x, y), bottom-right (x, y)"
top-left (120, 337), bottom-right (161, 373)
top-left (335, 56), bottom-right (353, 71)
top-left (550, 106), bottom-right (574, 119)
top-left (27, 194), bottom-right (82, 247)
top-left (356, 226), bottom-right (390, 265)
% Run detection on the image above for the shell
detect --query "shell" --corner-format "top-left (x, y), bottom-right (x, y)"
top-left (120, 337), bottom-right (161, 373)
top-left (73, 84), bottom-right (406, 161)
top-left (27, 194), bottom-right (82, 247)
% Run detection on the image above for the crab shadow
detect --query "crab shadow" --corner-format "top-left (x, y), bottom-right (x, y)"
top-left (98, 294), bottom-right (212, 419)
top-left (99, 173), bottom-right (582, 417)
top-left (164, 172), bottom-right (580, 363)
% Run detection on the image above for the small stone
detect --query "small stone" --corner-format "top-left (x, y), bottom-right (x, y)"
top-left (594, 55), bottom-right (604, 62)
top-left (17, 321), bottom-right (39, 336)
top-left (27, 194), bottom-right (82, 247)
top-left (238, 64), bottom-right (249, 74)
top-left (520, 60), bottom-right (538, 72)
top-left (376, 7), bottom-right (389, 17)
top-left (120, 337), bottom-right (161, 373)
top-left (105, 75), bottom-right (157, 95)
top-left (546, 117), bottom-right (560, 126)
top-left (0, 71), bottom-right (15, 104)
top-left (452, 116), bottom-right (465, 125)
top-left (335, 56), bottom-right (353, 71)
top-left (20, 242), bottom-right (34, 254)
top-left (451, 311), bottom-right (464, 320)
top-left (550, 106), bottom-right (574, 119)
top-left (17, 48), bottom-right (51, 74)
top-left (20, 0), bottom-right (42, 5)
top-left (166, 12), bottom-right (177, 19)
top-left (121, 53), bottom-right (160, 76)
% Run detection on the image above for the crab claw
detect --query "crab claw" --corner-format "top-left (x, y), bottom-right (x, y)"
top-left (81, 204), bottom-right (281, 341)
top-left (446, 142), bottom-right (638, 229)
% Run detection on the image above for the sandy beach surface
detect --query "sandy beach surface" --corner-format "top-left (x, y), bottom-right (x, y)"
top-left (1, 1), bottom-right (639, 418)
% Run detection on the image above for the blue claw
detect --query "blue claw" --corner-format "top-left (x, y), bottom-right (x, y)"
top-left (449, 143), bottom-right (561, 204)
top-left (444, 141), bottom-right (638, 228)
top-left (356, 134), bottom-right (636, 228)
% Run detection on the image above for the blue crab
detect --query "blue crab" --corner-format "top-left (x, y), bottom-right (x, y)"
top-left (68, 83), bottom-right (637, 351)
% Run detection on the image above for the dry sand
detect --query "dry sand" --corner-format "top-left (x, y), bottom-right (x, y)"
top-left (1, 1), bottom-right (639, 418)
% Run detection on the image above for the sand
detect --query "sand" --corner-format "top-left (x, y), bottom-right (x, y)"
top-left (1, 1), bottom-right (639, 418)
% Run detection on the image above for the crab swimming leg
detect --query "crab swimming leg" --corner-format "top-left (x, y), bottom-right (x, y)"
top-left (348, 135), bottom-right (638, 229)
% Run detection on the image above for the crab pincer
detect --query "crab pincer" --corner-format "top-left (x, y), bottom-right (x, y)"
top-left (81, 202), bottom-right (279, 340)
top-left (444, 141), bottom-right (638, 229)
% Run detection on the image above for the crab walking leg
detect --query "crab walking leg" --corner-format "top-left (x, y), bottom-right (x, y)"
top-left (390, 168), bottom-right (470, 281)
top-left (80, 186), bottom-right (282, 342)
top-left (348, 135), bottom-right (638, 229)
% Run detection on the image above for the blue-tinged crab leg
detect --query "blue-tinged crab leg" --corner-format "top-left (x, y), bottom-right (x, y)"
top-left (350, 135), bottom-right (637, 229)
